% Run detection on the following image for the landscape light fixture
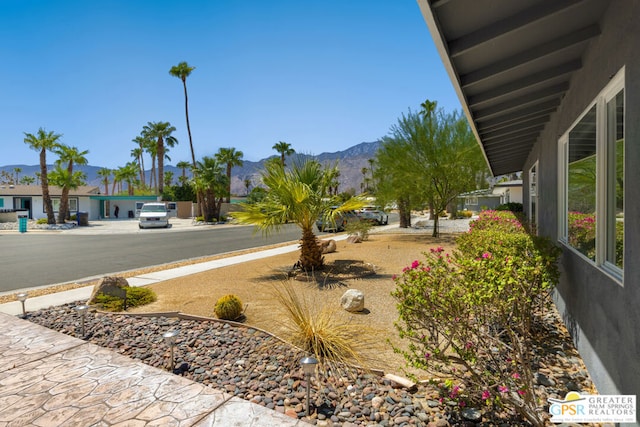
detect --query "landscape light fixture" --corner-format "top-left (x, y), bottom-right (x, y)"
top-left (74, 304), bottom-right (89, 337)
top-left (300, 356), bottom-right (318, 417)
top-left (16, 292), bottom-right (28, 318)
top-left (163, 330), bottom-right (180, 372)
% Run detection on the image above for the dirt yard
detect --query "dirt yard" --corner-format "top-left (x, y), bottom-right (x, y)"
top-left (128, 232), bottom-right (459, 377)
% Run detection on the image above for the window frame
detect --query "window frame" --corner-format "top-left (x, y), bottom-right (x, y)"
top-left (558, 67), bottom-right (625, 283)
top-left (529, 161), bottom-right (538, 235)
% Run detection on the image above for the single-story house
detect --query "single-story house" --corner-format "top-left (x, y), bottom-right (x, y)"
top-left (459, 179), bottom-right (522, 211)
top-left (0, 184), bottom-right (159, 221)
top-left (419, 0), bottom-right (638, 419)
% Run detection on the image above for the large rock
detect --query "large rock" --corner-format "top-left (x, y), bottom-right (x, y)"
top-left (341, 289), bottom-right (365, 312)
top-left (88, 276), bottom-right (129, 304)
top-left (346, 235), bottom-right (362, 244)
top-left (318, 239), bottom-right (337, 254)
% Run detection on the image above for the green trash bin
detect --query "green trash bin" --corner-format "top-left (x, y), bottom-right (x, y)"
top-left (17, 212), bottom-right (28, 233)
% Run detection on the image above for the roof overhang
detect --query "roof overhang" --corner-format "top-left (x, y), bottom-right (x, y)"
top-left (417, 0), bottom-right (611, 176)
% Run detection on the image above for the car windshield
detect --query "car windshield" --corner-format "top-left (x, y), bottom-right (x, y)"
top-left (141, 205), bottom-right (166, 212)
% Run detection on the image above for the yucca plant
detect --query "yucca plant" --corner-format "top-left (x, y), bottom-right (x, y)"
top-left (214, 294), bottom-right (243, 320)
top-left (271, 281), bottom-right (383, 375)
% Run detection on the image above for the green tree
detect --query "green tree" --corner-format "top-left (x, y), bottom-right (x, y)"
top-left (20, 175), bottom-right (35, 185)
top-left (215, 147), bottom-right (244, 203)
top-left (142, 121), bottom-right (177, 195)
top-left (23, 128), bottom-right (62, 224)
top-left (164, 170), bottom-right (174, 188)
top-left (193, 156), bottom-right (228, 222)
top-left (169, 62), bottom-right (196, 168)
top-left (97, 168), bottom-right (111, 195)
top-left (53, 145), bottom-right (89, 222)
top-left (272, 141), bottom-right (295, 167)
top-left (243, 177), bottom-right (252, 195)
top-left (13, 167), bottom-right (22, 184)
top-left (131, 135), bottom-right (149, 188)
top-left (176, 160), bottom-right (191, 184)
top-left (234, 158), bottom-right (365, 270)
top-left (48, 166), bottom-right (87, 220)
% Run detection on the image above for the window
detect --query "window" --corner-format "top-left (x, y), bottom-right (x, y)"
top-left (559, 68), bottom-right (624, 280)
top-left (465, 197), bottom-right (478, 206)
top-left (51, 198), bottom-right (79, 213)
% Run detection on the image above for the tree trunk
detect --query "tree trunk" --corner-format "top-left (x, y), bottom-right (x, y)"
top-left (157, 136), bottom-right (164, 195)
top-left (40, 149), bottom-right (55, 224)
top-left (58, 188), bottom-right (69, 223)
top-left (299, 226), bottom-right (323, 270)
top-left (432, 213), bottom-right (440, 237)
top-left (226, 165), bottom-right (232, 203)
top-left (398, 198), bottom-right (411, 228)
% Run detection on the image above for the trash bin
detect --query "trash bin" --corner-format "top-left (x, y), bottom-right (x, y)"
top-left (128, 210), bottom-right (134, 218)
top-left (16, 211), bottom-right (28, 233)
top-left (77, 211), bottom-right (89, 226)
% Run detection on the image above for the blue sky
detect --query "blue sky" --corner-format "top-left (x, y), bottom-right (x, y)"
top-left (1, 0), bottom-right (460, 169)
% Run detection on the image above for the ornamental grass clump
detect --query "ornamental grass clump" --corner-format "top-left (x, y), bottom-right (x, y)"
top-left (392, 212), bottom-right (560, 427)
top-left (271, 281), bottom-right (382, 376)
top-left (94, 287), bottom-right (157, 312)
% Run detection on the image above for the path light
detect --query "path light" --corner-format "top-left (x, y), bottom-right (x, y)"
top-left (163, 330), bottom-right (180, 372)
top-left (300, 356), bottom-right (318, 417)
top-left (16, 293), bottom-right (28, 318)
top-left (74, 304), bottom-right (89, 337)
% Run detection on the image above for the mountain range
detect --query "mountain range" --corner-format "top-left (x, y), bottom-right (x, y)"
top-left (0, 141), bottom-right (382, 196)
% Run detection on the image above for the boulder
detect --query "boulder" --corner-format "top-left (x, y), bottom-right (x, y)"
top-left (88, 276), bottom-right (129, 304)
top-left (346, 235), bottom-right (362, 244)
top-left (319, 239), bottom-right (337, 254)
top-left (341, 289), bottom-right (365, 312)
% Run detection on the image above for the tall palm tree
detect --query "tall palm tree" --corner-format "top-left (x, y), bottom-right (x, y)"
top-left (118, 163), bottom-right (139, 195)
top-left (13, 167), bottom-right (22, 184)
top-left (234, 158), bottom-right (365, 270)
top-left (23, 128), bottom-right (62, 224)
top-left (131, 135), bottom-right (149, 188)
top-left (215, 147), bottom-right (244, 203)
top-left (54, 144), bottom-right (89, 222)
top-left (272, 141), bottom-right (295, 167)
top-left (142, 121), bottom-right (177, 195)
top-left (20, 176), bottom-right (35, 185)
top-left (243, 177), bottom-right (252, 195)
top-left (169, 62), bottom-right (196, 168)
top-left (176, 160), bottom-right (191, 185)
top-left (97, 168), bottom-right (111, 195)
top-left (130, 147), bottom-right (144, 188)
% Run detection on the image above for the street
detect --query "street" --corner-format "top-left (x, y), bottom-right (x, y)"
top-left (0, 223), bottom-right (304, 292)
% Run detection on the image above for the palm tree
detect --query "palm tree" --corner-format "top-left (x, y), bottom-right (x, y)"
top-left (215, 147), bottom-right (244, 203)
top-left (20, 176), bottom-right (35, 185)
top-left (97, 168), bottom-right (111, 195)
top-left (164, 170), bottom-right (174, 187)
top-left (272, 141), bottom-right (295, 167)
top-left (142, 122), bottom-right (177, 195)
top-left (23, 128), bottom-right (62, 224)
top-left (48, 166), bottom-right (87, 219)
top-left (13, 167), bottom-right (22, 184)
top-left (54, 144), bottom-right (89, 222)
top-left (193, 156), bottom-right (227, 222)
top-left (169, 62), bottom-right (196, 168)
top-left (176, 160), bottom-right (191, 184)
top-left (131, 135), bottom-right (149, 188)
top-left (243, 177), bottom-right (252, 195)
top-left (234, 158), bottom-right (365, 270)
top-left (119, 163), bottom-right (139, 195)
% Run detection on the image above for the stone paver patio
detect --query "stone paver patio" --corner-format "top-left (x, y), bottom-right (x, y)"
top-left (0, 312), bottom-right (305, 426)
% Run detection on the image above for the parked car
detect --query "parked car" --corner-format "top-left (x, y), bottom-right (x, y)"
top-left (316, 207), bottom-right (360, 232)
top-left (358, 206), bottom-right (389, 225)
top-left (138, 202), bottom-right (170, 229)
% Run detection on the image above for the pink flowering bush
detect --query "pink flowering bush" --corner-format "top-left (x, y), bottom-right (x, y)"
top-left (567, 212), bottom-right (596, 260)
top-left (392, 214), bottom-right (560, 426)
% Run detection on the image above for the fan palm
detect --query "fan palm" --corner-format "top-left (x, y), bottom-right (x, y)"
top-left (142, 121), bottom-right (177, 195)
top-left (193, 156), bottom-right (227, 222)
top-left (272, 141), bottom-right (295, 167)
top-left (234, 158), bottom-right (365, 270)
top-left (54, 144), bottom-right (88, 222)
top-left (23, 128), bottom-right (62, 224)
top-left (97, 168), bottom-right (111, 195)
top-left (169, 62), bottom-right (196, 167)
top-left (215, 147), bottom-right (244, 203)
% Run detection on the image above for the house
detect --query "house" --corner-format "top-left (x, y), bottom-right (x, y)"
top-left (459, 179), bottom-right (522, 211)
top-left (0, 185), bottom-right (159, 221)
top-left (419, 0), bottom-right (638, 417)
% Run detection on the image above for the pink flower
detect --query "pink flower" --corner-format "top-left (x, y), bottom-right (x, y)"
top-left (392, 274), bottom-right (397, 280)
top-left (481, 390), bottom-right (491, 400)
top-left (465, 341), bottom-right (473, 349)
top-left (517, 390), bottom-right (526, 396)
top-left (482, 252), bottom-right (492, 259)
top-left (512, 372), bottom-right (520, 379)
top-left (498, 385), bottom-right (509, 393)
top-left (422, 266), bottom-right (431, 272)
top-left (424, 352), bottom-right (431, 359)
top-left (411, 260), bottom-right (420, 269)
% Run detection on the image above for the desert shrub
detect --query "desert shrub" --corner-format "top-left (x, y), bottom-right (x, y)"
top-left (496, 202), bottom-right (523, 212)
top-left (392, 216), bottom-right (560, 426)
top-left (344, 218), bottom-right (372, 241)
top-left (94, 287), bottom-right (157, 311)
top-left (36, 218), bottom-right (48, 224)
top-left (70, 214), bottom-right (77, 221)
top-left (194, 216), bottom-right (205, 222)
top-left (272, 282), bottom-right (382, 375)
top-left (214, 294), bottom-right (243, 320)
top-left (456, 210), bottom-right (473, 219)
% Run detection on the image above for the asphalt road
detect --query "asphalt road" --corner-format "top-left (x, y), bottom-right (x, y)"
top-left (0, 224), bottom-right (305, 293)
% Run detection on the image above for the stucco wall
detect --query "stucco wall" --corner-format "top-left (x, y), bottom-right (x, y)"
top-left (524, 0), bottom-right (640, 406)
